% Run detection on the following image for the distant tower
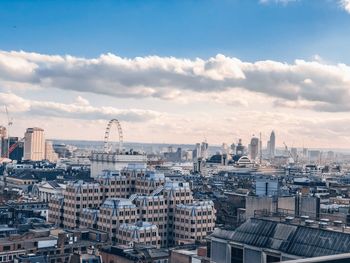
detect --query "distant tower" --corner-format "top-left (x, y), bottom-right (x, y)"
top-left (230, 143), bottom-right (236, 154)
top-left (200, 141), bottom-right (209, 160)
top-left (269, 131), bottom-right (276, 158)
top-left (24, 127), bottom-right (45, 161)
top-left (250, 137), bottom-right (259, 161)
top-left (236, 139), bottom-right (244, 156)
top-left (0, 126), bottom-right (7, 157)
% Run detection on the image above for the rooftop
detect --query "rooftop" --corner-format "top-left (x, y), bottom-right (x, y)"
top-left (211, 218), bottom-right (350, 258)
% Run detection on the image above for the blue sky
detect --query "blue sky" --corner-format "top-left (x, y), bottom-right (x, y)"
top-left (1, 0), bottom-right (350, 148)
top-left (1, 0), bottom-right (350, 62)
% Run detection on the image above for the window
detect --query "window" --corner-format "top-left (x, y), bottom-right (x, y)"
top-left (231, 247), bottom-right (243, 263)
top-left (3, 245), bottom-right (10, 251)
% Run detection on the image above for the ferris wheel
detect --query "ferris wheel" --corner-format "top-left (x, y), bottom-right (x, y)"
top-left (103, 119), bottom-right (123, 153)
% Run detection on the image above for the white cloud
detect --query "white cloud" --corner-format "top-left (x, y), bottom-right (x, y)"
top-left (340, 0), bottom-right (350, 13)
top-left (1, 50), bottom-right (350, 112)
top-left (0, 92), bottom-right (161, 122)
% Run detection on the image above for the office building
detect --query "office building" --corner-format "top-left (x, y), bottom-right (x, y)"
top-left (269, 131), bottom-right (275, 158)
top-left (116, 222), bottom-right (160, 248)
top-left (90, 152), bottom-right (147, 178)
top-left (48, 166), bottom-right (216, 248)
top-left (24, 127), bottom-right (45, 161)
top-left (174, 201), bottom-right (216, 244)
top-left (0, 126), bottom-right (6, 157)
top-left (249, 137), bottom-right (259, 161)
top-left (45, 141), bottom-right (59, 163)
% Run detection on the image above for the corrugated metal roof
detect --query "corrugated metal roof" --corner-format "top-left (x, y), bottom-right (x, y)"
top-left (211, 218), bottom-right (350, 258)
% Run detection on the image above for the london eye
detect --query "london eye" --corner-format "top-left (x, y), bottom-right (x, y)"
top-left (103, 119), bottom-right (123, 153)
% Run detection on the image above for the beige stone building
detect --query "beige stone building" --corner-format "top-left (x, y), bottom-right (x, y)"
top-left (48, 166), bottom-right (216, 248)
top-left (134, 195), bottom-right (167, 247)
top-left (116, 222), bottom-right (161, 248)
top-left (23, 127), bottom-right (45, 161)
top-left (174, 200), bottom-right (216, 245)
top-left (135, 172), bottom-right (165, 195)
top-left (62, 181), bottom-right (101, 229)
top-left (80, 208), bottom-right (99, 229)
top-left (97, 198), bottom-right (138, 242)
top-left (48, 194), bottom-right (64, 227)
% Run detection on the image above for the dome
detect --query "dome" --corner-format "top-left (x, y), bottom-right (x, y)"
top-left (237, 156), bottom-right (252, 166)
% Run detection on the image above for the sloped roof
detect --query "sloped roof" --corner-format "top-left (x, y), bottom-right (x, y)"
top-left (211, 218), bottom-right (350, 258)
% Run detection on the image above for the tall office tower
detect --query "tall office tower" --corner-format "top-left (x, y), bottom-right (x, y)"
top-left (267, 141), bottom-right (271, 155)
top-left (302, 148), bottom-right (308, 158)
top-left (236, 139), bottom-right (244, 156)
top-left (250, 137), bottom-right (259, 161)
top-left (24, 127), bottom-right (45, 161)
top-left (269, 131), bottom-right (276, 158)
top-left (222, 143), bottom-right (229, 155)
top-left (0, 126), bottom-right (7, 157)
top-left (192, 143), bottom-right (201, 160)
top-left (200, 141), bottom-right (209, 159)
top-left (8, 137), bottom-right (24, 161)
top-left (230, 143), bottom-right (236, 154)
top-left (45, 140), bottom-right (59, 163)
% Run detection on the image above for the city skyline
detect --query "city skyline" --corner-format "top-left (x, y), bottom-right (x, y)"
top-left (1, 0), bottom-right (350, 148)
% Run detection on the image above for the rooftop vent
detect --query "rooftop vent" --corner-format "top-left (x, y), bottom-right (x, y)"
top-left (333, 220), bottom-right (343, 227)
top-left (319, 222), bottom-right (328, 229)
top-left (285, 216), bottom-right (294, 224)
top-left (305, 220), bottom-right (314, 226)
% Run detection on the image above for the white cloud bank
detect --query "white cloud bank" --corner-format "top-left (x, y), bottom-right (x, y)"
top-left (1, 50), bottom-right (350, 112)
top-left (260, 0), bottom-right (350, 13)
top-left (341, 0), bottom-right (350, 13)
top-left (0, 92), bottom-right (161, 122)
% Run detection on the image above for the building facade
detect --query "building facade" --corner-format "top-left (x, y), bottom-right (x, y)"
top-left (24, 127), bottom-right (45, 161)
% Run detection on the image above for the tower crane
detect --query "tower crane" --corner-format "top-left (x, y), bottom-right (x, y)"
top-left (283, 142), bottom-right (298, 164)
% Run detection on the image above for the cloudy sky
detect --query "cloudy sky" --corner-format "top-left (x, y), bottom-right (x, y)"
top-left (1, 0), bottom-right (350, 148)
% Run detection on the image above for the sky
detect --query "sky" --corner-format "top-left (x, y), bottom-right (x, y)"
top-left (1, 0), bottom-right (350, 148)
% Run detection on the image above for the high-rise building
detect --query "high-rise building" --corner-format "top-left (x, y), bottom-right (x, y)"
top-left (269, 131), bottom-right (276, 158)
top-left (24, 127), bottom-right (45, 161)
top-left (250, 137), bottom-right (259, 161)
top-left (8, 137), bottom-right (24, 162)
top-left (230, 143), bottom-right (236, 154)
top-left (192, 143), bottom-right (201, 160)
top-left (200, 141), bottom-right (209, 159)
top-left (0, 126), bottom-right (7, 157)
top-left (236, 139), bottom-right (244, 156)
top-left (45, 140), bottom-right (59, 162)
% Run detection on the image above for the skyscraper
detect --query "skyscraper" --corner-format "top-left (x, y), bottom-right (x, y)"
top-left (0, 126), bottom-right (7, 157)
top-left (236, 139), bottom-right (244, 156)
top-left (269, 131), bottom-right (276, 158)
top-left (24, 127), bottom-right (45, 161)
top-left (200, 141), bottom-right (209, 159)
top-left (250, 137), bottom-right (259, 161)
top-left (45, 140), bottom-right (59, 163)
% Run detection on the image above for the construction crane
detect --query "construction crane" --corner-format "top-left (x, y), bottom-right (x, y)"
top-left (283, 142), bottom-right (298, 164)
